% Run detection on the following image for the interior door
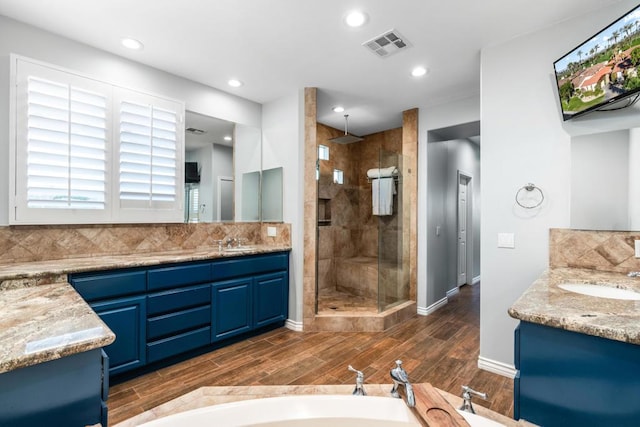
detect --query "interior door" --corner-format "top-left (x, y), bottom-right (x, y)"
top-left (457, 175), bottom-right (469, 286)
top-left (218, 177), bottom-right (234, 221)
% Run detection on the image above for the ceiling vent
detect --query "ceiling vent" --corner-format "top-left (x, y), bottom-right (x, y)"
top-left (186, 127), bottom-right (206, 135)
top-left (363, 29), bottom-right (411, 58)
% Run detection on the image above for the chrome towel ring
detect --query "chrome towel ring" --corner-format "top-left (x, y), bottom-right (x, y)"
top-left (515, 183), bottom-right (544, 209)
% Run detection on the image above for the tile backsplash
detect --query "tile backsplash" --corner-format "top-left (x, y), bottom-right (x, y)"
top-left (0, 222), bottom-right (290, 265)
top-left (550, 228), bottom-right (640, 273)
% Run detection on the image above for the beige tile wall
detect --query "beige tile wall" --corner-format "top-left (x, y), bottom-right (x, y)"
top-left (0, 222), bottom-right (291, 264)
top-left (550, 228), bottom-right (640, 273)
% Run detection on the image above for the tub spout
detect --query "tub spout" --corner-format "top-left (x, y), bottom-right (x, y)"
top-left (390, 360), bottom-right (415, 407)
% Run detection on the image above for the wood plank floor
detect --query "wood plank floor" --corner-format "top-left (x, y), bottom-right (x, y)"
top-left (108, 283), bottom-right (514, 425)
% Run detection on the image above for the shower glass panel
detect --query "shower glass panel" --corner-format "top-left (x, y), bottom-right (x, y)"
top-left (377, 149), bottom-right (410, 312)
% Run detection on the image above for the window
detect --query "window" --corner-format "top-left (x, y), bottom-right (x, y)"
top-left (333, 169), bottom-right (344, 184)
top-left (318, 144), bottom-right (329, 161)
top-left (12, 56), bottom-right (184, 224)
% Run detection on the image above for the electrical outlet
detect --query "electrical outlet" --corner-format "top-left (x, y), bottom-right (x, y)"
top-left (267, 226), bottom-right (277, 237)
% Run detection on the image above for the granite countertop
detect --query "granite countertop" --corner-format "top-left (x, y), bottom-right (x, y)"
top-left (0, 244), bottom-right (290, 373)
top-left (0, 244), bottom-right (292, 288)
top-left (0, 282), bottom-right (115, 374)
top-left (508, 267), bottom-right (640, 344)
top-left (114, 384), bottom-right (536, 427)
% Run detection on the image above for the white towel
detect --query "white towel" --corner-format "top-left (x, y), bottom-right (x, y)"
top-left (367, 166), bottom-right (398, 179)
top-left (372, 177), bottom-right (395, 216)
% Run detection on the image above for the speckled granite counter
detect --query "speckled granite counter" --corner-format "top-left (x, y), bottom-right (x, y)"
top-left (0, 245), bottom-right (290, 374)
top-left (0, 244), bottom-right (291, 289)
top-left (0, 282), bottom-right (115, 374)
top-left (114, 384), bottom-right (535, 427)
top-left (508, 267), bottom-right (640, 344)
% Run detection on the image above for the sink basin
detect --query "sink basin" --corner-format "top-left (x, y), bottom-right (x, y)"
top-left (558, 283), bottom-right (640, 300)
top-left (224, 246), bottom-right (256, 252)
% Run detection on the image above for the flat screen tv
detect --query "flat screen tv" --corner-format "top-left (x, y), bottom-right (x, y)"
top-left (554, 4), bottom-right (640, 121)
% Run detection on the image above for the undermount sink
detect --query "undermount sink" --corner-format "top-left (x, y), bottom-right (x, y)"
top-left (558, 283), bottom-right (640, 301)
top-left (224, 246), bottom-right (256, 252)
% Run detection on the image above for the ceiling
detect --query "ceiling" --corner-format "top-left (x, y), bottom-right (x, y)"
top-left (0, 0), bottom-right (624, 135)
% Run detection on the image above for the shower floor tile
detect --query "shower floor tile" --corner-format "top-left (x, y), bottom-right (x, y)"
top-left (317, 289), bottom-right (377, 313)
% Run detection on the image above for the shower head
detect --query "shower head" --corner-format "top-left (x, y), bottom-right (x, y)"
top-left (329, 114), bottom-right (364, 144)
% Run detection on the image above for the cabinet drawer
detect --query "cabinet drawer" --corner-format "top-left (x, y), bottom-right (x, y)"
top-left (147, 305), bottom-right (211, 340)
top-left (212, 252), bottom-right (288, 281)
top-left (147, 326), bottom-right (210, 363)
top-left (148, 262), bottom-right (211, 291)
top-left (71, 270), bottom-right (146, 301)
top-left (147, 284), bottom-right (210, 316)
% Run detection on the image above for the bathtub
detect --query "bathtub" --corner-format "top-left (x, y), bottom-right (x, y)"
top-left (137, 395), bottom-right (504, 427)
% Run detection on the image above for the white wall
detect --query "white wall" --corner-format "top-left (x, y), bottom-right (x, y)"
top-left (262, 91), bottom-right (305, 323)
top-left (0, 16), bottom-right (261, 225)
top-left (480, 0), bottom-right (638, 370)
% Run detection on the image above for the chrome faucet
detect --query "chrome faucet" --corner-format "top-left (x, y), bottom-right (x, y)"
top-left (347, 365), bottom-right (366, 396)
top-left (390, 360), bottom-right (415, 407)
top-left (225, 237), bottom-right (237, 248)
top-left (628, 271), bottom-right (640, 277)
top-left (459, 385), bottom-right (488, 414)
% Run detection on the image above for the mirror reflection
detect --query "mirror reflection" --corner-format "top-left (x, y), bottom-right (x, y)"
top-left (571, 127), bottom-right (640, 230)
top-left (184, 111), bottom-right (236, 222)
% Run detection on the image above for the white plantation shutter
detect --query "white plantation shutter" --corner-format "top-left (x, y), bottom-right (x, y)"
top-left (119, 101), bottom-right (177, 203)
top-left (12, 56), bottom-right (184, 224)
top-left (26, 77), bottom-right (107, 209)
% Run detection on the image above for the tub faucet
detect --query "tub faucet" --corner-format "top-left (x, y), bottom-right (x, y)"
top-left (347, 365), bottom-right (366, 396)
top-left (390, 360), bottom-right (415, 407)
top-left (459, 385), bottom-right (488, 414)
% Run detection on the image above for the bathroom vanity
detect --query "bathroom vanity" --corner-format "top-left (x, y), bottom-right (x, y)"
top-left (0, 244), bottom-right (290, 426)
top-left (509, 268), bottom-right (640, 427)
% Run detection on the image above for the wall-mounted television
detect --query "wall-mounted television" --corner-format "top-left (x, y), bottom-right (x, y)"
top-left (554, 4), bottom-right (640, 121)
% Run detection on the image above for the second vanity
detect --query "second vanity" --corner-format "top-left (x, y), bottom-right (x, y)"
top-left (509, 267), bottom-right (640, 427)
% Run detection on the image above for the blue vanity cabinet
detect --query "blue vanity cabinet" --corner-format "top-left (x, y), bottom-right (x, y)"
top-left (211, 278), bottom-right (253, 341)
top-left (254, 271), bottom-right (288, 329)
top-left (90, 296), bottom-right (147, 375)
top-left (514, 321), bottom-right (640, 427)
top-left (0, 348), bottom-right (107, 427)
top-left (210, 252), bottom-right (289, 342)
top-left (70, 269), bottom-right (148, 376)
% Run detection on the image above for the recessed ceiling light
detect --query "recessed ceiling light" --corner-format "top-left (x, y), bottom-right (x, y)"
top-left (121, 38), bottom-right (144, 50)
top-left (411, 66), bottom-right (428, 77)
top-left (227, 79), bottom-right (243, 88)
top-left (224, 136), bottom-right (232, 141)
top-left (345, 10), bottom-right (367, 27)
top-left (332, 106), bottom-right (345, 113)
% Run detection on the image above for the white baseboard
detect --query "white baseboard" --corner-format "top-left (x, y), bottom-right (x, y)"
top-left (417, 296), bottom-right (448, 316)
top-left (477, 356), bottom-right (516, 379)
top-left (472, 275), bottom-right (481, 285)
top-left (285, 319), bottom-right (303, 332)
top-left (446, 287), bottom-right (459, 298)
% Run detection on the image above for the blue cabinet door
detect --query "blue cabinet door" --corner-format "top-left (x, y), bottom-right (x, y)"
top-left (211, 278), bottom-right (252, 342)
top-left (91, 296), bottom-right (146, 375)
top-left (254, 271), bottom-right (288, 329)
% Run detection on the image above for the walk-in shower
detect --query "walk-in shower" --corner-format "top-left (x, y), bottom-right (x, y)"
top-left (315, 123), bottom-right (411, 314)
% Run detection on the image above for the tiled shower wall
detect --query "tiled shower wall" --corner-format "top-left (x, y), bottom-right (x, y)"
top-left (316, 123), bottom-right (402, 292)
top-left (550, 228), bottom-right (640, 273)
top-left (0, 222), bottom-right (291, 265)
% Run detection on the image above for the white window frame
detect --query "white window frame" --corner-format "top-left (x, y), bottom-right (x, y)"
top-left (10, 55), bottom-right (185, 225)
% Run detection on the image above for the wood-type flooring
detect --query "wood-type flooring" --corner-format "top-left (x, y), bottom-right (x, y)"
top-left (108, 283), bottom-right (514, 425)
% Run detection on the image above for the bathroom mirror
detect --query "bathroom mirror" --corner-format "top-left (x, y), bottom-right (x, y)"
top-left (261, 167), bottom-right (283, 222)
top-left (184, 111), bottom-right (261, 222)
top-left (571, 128), bottom-right (640, 230)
